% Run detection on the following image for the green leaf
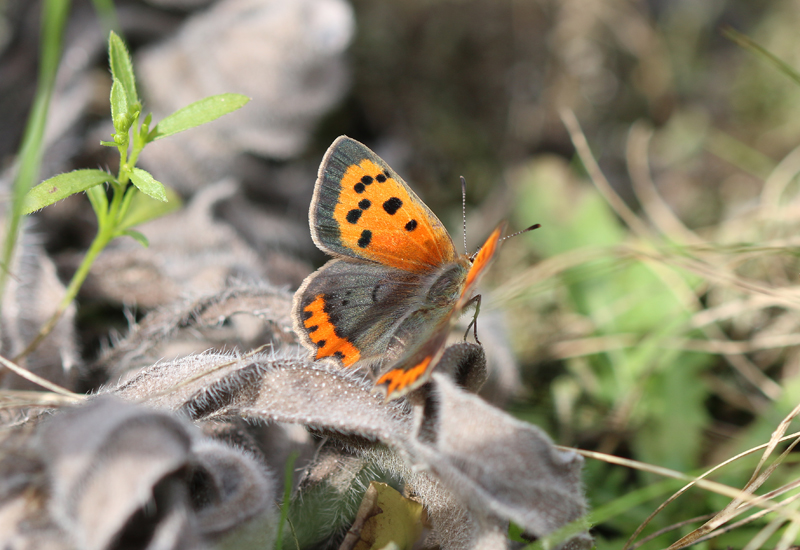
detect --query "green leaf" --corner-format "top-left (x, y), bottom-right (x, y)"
top-left (85, 184), bottom-right (109, 225)
top-left (129, 167), bottom-right (167, 202)
top-left (151, 94), bottom-right (250, 140)
top-left (120, 229), bottom-right (149, 248)
top-left (110, 79), bottom-right (129, 132)
top-left (23, 169), bottom-right (115, 214)
top-left (108, 31), bottom-right (138, 106)
top-left (118, 184), bottom-right (182, 230)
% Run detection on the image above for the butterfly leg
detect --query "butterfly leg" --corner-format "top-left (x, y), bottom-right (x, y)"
top-left (462, 294), bottom-right (482, 345)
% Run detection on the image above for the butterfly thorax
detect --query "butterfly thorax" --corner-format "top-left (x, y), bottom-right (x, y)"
top-left (423, 258), bottom-right (471, 309)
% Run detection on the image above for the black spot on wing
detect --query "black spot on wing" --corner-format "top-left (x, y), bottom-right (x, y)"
top-left (346, 209), bottom-right (362, 224)
top-left (354, 183), bottom-right (365, 193)
top-left (358, 230), bottom-right (372, 248)
top-left (405, 219), bottom-right (418, 231)
top-left (358, 199), bottom-right (371, 210)
top-left (383, 197), bottom-right (402, 215)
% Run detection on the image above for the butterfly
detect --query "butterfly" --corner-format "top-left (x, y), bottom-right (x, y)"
top-left (292, 136), bottom-right (505, 401)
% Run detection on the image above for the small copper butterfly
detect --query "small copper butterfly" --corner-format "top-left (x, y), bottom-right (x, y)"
top-left (292, 136), bottom-right (505, 400)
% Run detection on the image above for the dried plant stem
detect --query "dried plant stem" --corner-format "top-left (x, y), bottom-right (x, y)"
top-left (560, 108), bottom-right (653, 239)
top-left (570, 445), bottom-right (800, 533)
top-left (0, 354), bottom-right (83, 400)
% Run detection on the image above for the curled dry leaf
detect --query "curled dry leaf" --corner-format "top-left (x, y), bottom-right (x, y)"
top-left (0, 396), bottom-right (278, 550)
top-left (110, 344), bottom-right (589, 549)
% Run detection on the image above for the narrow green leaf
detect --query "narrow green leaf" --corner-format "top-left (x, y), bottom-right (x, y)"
top-left (85, 184), bottom-right (109, 225)
top-left (110, 79), bottom-right (129, 132)
top-left (1, 0), bottom-right (70, 306)
top-left (23, 169), bottom-right (115, 214)
top-left (118, 185), bottom-right (182, 230)
top-left (120, 229), bottom-right (149, 248)
top-left (722, 26), bottom-right (800, 87)
top-left (151, 94), bottom-right (250, 140)
top-left (274, 451), bottom-right (298, 550)
top-left (129, 167), bottom-right (168, 202)
top-left (108, 31), bottom-right (138, 106)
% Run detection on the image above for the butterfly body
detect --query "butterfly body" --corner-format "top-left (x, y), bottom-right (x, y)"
top-left (293, 136), bottom-right (503, 399)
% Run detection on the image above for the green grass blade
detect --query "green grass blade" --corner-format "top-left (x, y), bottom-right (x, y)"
top-left (23, 169), bottom-right (115, 214)
top-left (1, 0), bottom-right (71, 303)
top-left (722, 26), bottom-right (800, 87)
top-left (275, 451), bottom-right (298, 550)
top-left (129, 168), bottom-right (167, 202)
top-left (108, 31), bottom-right (138, 106)
top-left (152, 94), bottom-right (250, 140)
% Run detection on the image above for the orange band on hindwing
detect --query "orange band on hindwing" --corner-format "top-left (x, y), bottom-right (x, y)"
top-left (302, 295), bottom-right (360, 366)
top-left (375, 356), bottom-right (432, 397)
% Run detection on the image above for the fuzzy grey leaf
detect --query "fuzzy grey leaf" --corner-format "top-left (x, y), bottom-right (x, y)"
top-left (409, 373), bottom-right (589, 545)
top-left (36, 396), bottom-right (201, 550)
top-left (111, 348), bottom-right (588, 548)
top-left (189, 439), bottom-right (278, 543)
top-left (113, 351), bottom-right (410, 444)
top-left (95, 279), bottom-right (295, 381)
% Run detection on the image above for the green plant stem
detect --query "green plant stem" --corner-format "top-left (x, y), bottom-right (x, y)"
top-left (0, 0), bottom-right (70, 310)
top-left (13, 181), bottom-right (125, 362)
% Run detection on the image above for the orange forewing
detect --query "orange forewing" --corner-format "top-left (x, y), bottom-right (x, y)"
top-left (332, 158), bottom-right (455, 271)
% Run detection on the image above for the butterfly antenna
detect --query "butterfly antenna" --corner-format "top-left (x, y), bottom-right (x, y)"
top-left (460, 176), bottom-right (468, 254)
top-left (501, 223), bottom-right (541, 242)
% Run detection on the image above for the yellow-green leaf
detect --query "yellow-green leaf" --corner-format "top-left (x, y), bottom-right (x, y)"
top-left (108, 31), bottom-right (138, 106)
top-left (23, 169), bottom-right (115, 214)
top-left (151, 94), bottom-right (250, 140)
top-left (345, 482), bottom-right (425, 550)
top-left (129, 168), bottom-right (167, 202)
